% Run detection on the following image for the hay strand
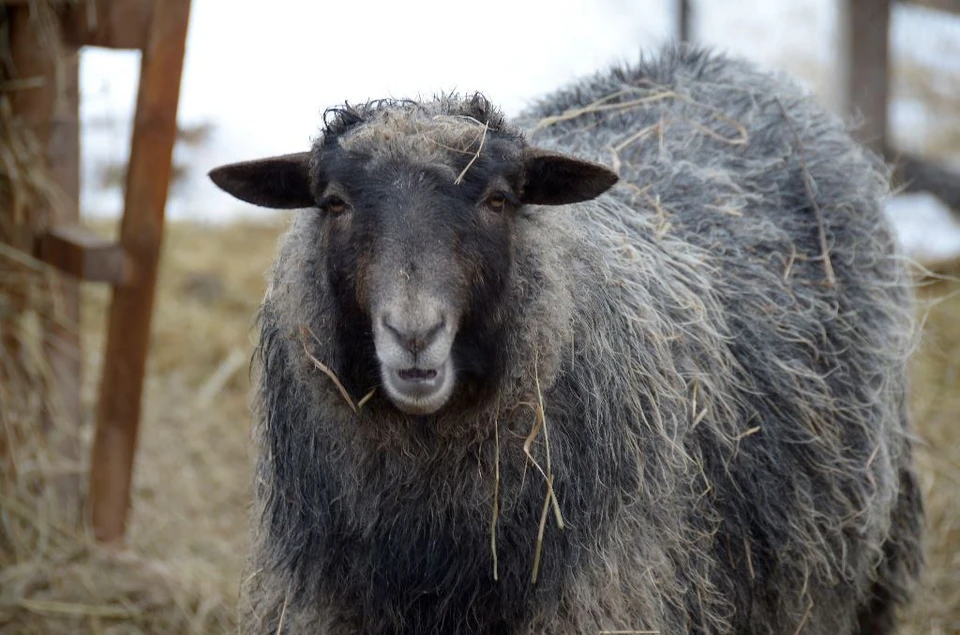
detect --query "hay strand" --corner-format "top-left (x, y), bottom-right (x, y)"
top-left (530, 475), bottom-right (553, 585)
top-left (275, 595), bottom-right (288, 635)
top-left (454, 121), bottom-right (488, 185)
top-left (525, 355), bottom-right (565, 584)
top-left (356, 388), bottom-right (377, 410)
top-left (195, 347), bottom-right (246, 407)
top-left (299, 324), bottom-right (358, 413)
top-left (531, 91), bottom-right (677, 132)
top-left (490, 413), bottom-right (501, 582)
top-left (775, 98), bottom-right (836, 287)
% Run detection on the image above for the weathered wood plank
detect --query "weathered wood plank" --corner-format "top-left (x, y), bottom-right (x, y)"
top-left (842, 0), bottom-right (892, 157)
top-left (678, 0), bottom-right (693, 42)
top-left (89, 0), bottom-right (192, 545)
top-left (0, 0), bottom-right (153, 49)
top-left (62, 0), bottom-right (154, 50)
top-left (899, 0), bottom-right (960, 14)
top-left (893, 153), bottom-right (960, 210)
top-left (37, 225), bottom-right (130, 284)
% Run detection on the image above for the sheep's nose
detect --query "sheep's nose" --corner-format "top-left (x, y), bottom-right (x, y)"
top-left (382, 316), bottom-right (445, 355)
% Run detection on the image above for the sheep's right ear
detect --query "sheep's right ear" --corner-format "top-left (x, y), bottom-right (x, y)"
top-left (208, 152), bottom-right (314, 209)
top-left (521, 148), bottom-right (619, 206)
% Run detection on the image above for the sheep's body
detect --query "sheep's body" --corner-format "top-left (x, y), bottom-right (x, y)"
top-left (243, 46), bottom-right (922, 634)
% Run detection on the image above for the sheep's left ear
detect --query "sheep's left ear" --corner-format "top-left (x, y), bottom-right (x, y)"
top-left (521, 148), bottom-right (619, 206)
top-left (208, 152), bottom-right (314, 209)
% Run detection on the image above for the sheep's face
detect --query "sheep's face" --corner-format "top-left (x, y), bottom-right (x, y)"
top-left (209, 102), bottom-right (617, 415)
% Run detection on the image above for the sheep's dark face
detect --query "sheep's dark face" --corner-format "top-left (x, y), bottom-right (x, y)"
top-left (209, 104), bottom-right (618, 415)
top-left (317, 145), bottom-right (519, 415)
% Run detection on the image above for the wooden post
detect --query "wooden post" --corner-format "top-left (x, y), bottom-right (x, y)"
top-left (893, 152), bottom-right (960, 209)
top-left (900, 0), bottom-right (960, 13)
top-left (842, 0), bottom-right (891, 157)
top-left (89, 0), bottom-right (192, 544)
top-left (678, 0), bottom-right (692, 43)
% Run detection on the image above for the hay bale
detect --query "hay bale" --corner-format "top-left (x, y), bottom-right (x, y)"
top-left (0, 0), bottom-right (75, 489)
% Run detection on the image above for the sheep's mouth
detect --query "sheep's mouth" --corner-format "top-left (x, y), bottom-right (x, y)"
top-left (397, 368), bottom-right (438, 382)
top-left (381, 358), bottom-right (455, 415)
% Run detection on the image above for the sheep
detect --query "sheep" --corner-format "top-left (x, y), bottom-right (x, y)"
top-left (209, 44), bottom-right (924, 634)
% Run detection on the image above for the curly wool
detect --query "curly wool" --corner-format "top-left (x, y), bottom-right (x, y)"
top-left (243, 45), bottom-right (923, 634)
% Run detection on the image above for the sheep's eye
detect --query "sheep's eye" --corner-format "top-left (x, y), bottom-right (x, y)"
top-left (320, 196), bottom-right (348, 215)
top-left (485, 192), bottom-right (509, 211)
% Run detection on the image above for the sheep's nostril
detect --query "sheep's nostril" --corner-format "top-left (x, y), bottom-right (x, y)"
top-left (383, 317), bottom-right (445, 354)
top-left (423, 320), bottom-right (444, 344)
top-left (382, 318), bottom-right (403, 341)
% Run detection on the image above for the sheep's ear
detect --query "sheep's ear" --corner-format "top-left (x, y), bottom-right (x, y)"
top-left (208, 152), bottom-right (314, 209)
top-left (521, 148), bottom-right (619, 206)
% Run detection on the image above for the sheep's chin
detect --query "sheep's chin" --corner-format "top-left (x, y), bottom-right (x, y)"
top-left (380, 357), bottom-right (455, 415)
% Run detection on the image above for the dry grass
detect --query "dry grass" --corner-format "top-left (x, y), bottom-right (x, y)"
top-left (1, 216), bottom-right (288, 633)
top-left (899, 274), bottom-right (960, 635)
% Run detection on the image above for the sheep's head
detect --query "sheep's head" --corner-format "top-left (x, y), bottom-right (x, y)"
top-left (209, 96), bottom-right (617, 415)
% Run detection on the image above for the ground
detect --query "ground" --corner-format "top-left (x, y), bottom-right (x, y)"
top-left (1, 215), bottom-right (958, 633)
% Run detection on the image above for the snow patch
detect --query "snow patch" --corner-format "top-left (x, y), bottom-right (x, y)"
top-left (885, 192), bottom-right (960, 267)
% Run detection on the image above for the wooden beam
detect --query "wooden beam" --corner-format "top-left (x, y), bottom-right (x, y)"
top-left (37, 225), bottom-right (130, 284)
top-left (62, 0), bottom-right (155, 50)
top-left (842, 0), bottom-right (892, 157)
top-left (892, 152), bottom-right (960, 210)
top-left (89, 0), bottom-right (192, 545)
top-left (0, 0), bottom-right (154, 49)
top-left (898, 0), bottom-right (960, 14)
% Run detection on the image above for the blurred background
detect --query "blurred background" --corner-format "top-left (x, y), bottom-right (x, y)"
top-left (2, 0), bottom-right (959, 632)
